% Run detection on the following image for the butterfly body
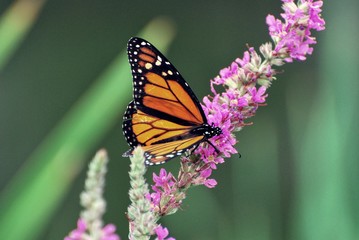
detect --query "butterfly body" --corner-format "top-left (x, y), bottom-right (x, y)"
top-left (123, 37), bottom-right (221, 166)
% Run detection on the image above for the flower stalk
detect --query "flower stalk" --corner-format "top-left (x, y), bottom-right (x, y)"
top-left (65, 149), bottom-right (120, 240)
top-left (127, 147), bottom-right (175, 239)
top-left (127, 147), bottom-right (158, 239)
top-left (146, 0), bottom-right (325, 223)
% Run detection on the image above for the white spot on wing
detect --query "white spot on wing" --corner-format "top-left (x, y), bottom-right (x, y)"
top-left (145, 63), bottom-right (153, 69)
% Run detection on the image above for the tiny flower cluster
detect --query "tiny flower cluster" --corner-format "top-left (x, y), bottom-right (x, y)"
top-left (266, 0), bottom-right (325, 62)
top-left (155, 225), bottom-right (175, 240)
top-left (146, 0), bottom-right (325, 220)
top-left (185, 0), bottom-right (325, 186)
top-left (65, 219), bottom-right (119, 240)
top-left (65, 150), bottom-right (120, 240)
top-left (147, 169), bottom-right (181, 215)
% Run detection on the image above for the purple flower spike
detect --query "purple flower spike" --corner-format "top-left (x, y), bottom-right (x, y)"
top-left (179, 0), bottom-right (324, 188)
top-left (145, 0), bottom-right (325, 232)
top-left (266, 0), bottom-right (325, 62)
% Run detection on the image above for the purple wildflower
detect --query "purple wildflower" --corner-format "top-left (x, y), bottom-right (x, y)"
top-left (194, 0), bottom-right (324, 171)
top-left (146, 0), bottom-right (325, 222)
top-left (152, 168), bottom-right (175, 193)
top-left (266, 0), bottom-right (325, 62)
top-left (65, 219), bottom-right (120, 240)
top-left (248, 86), bottom-right (268, 103)
top-left (147, 191), bottom-right (161, 207)
top-left (236, 50), bottom-right (251, 67)
top-left (101, 224), bottom-right (120, 240)
top-left (214, 62), bottom-right (239, 85)
top-left (147, 168), bottom-right (183, 216)
top-left (65, 219), bottom-right (87, 240)
top-left (155, 225), bottom-right (175, 240)
top-left (204, 178), bottom-right (218, 188)
top-left (191, 168), bottom-right (218, 188)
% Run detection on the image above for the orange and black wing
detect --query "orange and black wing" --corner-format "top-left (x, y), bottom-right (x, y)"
top-left (127, 37), bottom-right (207, 126)
top-left (122, 37), bottom-right (208, 165)
top-left (122, 101), bottom-right (205, 165)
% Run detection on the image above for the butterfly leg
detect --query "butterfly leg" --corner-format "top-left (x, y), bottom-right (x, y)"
top-left (206, 140), bottom-right (220, 154)
top-left (188, 141), bottom-right (220, 155)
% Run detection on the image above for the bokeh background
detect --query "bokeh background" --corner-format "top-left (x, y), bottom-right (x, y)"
top-left (1, 0), bottom-right (358, 239)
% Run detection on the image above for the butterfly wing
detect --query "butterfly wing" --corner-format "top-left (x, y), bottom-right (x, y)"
top-left (127, 37), bottom-right (207, 126)
top-left (123, 37), bottom-right (209, 165)
top-left (122, 101), bottom-right (204, 165)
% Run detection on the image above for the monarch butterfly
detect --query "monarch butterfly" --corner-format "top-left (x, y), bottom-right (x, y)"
top-left (122, 37), bottom-right (222, 166)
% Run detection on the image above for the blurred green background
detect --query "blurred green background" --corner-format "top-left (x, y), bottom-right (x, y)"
top-left (0, 0), bottom-right (358, 239)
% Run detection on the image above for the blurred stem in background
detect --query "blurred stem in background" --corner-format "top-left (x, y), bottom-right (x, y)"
top-left (65, 149), bottom-right (121, 240)
top-left (0, 0), bottom-right (46, 70)
top-left (289, 0), bottom-right (359, 239)
top-left (0, 15), bottom-right (175, 240)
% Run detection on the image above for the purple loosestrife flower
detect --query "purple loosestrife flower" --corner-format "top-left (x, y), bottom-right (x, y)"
top-left (194, 0), bottom-right (324, 174)
top-left (192, 168), bottom-right (217, 188)
top-left (248, 86), bottom-right (268, 103)
top-left (65, 219), bottom-right (86, 240)
top-left (146, 0), bottom-right (325, 220)
top-left (65, 219), bottom-right (120, 240)
top-left (101, 224), bottom-right (121, 240)
top-left (154, 225), bottom-right (175, 240)
top-left (147, 168), bottom-right (183, 216)
top-left (266, 0), bottom-right (325, 62)
top-left (152, 169), bottom-right (175, 193)
top-left (65, 150), bottom-right (120, 240)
